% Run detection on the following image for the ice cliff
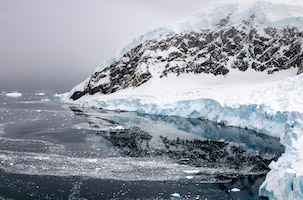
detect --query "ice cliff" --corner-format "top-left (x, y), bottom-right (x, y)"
top-left (60, 1), bottom-right (303, 199)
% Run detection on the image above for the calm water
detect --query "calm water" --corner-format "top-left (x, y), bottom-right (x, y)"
top-left (0, 92), bottom-right (283, 199)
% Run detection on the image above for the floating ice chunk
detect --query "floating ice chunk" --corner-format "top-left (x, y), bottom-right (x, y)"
top-left (53, 93), bottom-right (69, 100)
top-left (231, 188), bottom-right (240, 192)
top-left (6, 92), bottom-right (22, 98)
top-left (87, 159), bottom-right (98, 163)
top-left (170, 193), bottom-right (181, 198)
top-left (184, 170), bottom-right (199, 174)
top-left (109, 125), bottom-right (125, 132)
top-left (35, 93), bottom-right (45, 96)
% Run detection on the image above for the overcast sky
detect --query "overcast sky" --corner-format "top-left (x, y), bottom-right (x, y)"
top-left (0, 0), bottom-right (217, 93)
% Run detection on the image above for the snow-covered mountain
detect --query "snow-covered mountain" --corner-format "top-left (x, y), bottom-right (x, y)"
top-left (60, 1), bottom-right (303, 200)
top-left (68, 1), bottom-right (303, 100)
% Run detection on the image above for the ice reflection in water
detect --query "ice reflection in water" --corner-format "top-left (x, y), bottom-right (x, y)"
top-left (70, 106), bottom-right (283, 182)
top-left (0, 93), bottom-right (283, 199)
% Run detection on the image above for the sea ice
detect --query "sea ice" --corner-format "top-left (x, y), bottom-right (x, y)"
top-left (35, 93), bottom-right (46, 96)
top-left (170, 193), bottom-right (181, 198)
top-left (109, 125), bottom-right (125, 132)
top-left (184, 170), bottom-right (200, 175)
top-left (231, 188), bottom-right (240, 192)
top-left (5, 92), bottom-right (22, 98)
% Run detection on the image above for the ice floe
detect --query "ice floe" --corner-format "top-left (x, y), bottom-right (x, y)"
top-left (5, 92), bottom-right (22, 98)
top-left (231, 188), bottom-right (240, 192)
top-left (170, 193), bottom-right (181, 198)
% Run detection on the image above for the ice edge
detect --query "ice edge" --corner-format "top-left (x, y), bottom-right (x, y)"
top-left (59, 90), bottom-right (303, 200)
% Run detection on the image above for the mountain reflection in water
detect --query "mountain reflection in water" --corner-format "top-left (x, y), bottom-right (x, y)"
top-left (70, 106), bottom-right (284, 183)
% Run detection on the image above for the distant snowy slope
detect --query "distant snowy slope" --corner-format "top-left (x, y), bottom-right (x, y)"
top-left (66, 1), bottom-right (303, 101)
top-left (96, 0), bottom-right (303, 72)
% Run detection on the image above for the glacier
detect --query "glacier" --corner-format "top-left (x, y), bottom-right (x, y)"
top-left (59, 1), bottom-right (303, 199)
top-left (59, 73), bottom-right (303, 199)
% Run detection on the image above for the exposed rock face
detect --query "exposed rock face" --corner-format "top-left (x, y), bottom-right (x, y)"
top-left (297, 61), bottom-right (303, 75)
top-left (70, 15), bottom-right (303, 100)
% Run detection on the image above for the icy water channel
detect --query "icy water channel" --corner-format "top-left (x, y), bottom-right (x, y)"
top-left (0, 92), bottom-right (284, 199)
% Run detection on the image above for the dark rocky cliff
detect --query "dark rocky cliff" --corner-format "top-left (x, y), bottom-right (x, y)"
top-left (70, 15), bottom-right (303, 100)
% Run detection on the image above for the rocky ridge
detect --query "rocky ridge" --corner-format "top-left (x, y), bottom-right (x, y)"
top-left (70, 5), bottom-right (303, 101)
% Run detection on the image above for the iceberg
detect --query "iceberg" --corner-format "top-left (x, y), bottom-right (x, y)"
top-left (109, 125), bottom-right (125, 133)
top-left (231, 188), bottom-right (241, 192)
top-left (170, 193), bottom-right (181, 198)
top-left (184, 170), bottom-right (200, 175)
top-left (35, 93), bottom-right (46, 96)
top-left (5, 92), bottom-right (22, 98)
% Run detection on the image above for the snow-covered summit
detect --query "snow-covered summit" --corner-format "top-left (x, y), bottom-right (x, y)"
top-left (66, 1), bottom-right (303, 101)
top-left (171, 1), bottom-right (303, 32)
top-left (95, 0), bottom-right (303, 73)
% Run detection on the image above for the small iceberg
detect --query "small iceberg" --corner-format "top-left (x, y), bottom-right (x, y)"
top-left (35, 92), bottom-right (46, 96)
top-left (5, 92), bottom-right (22, 98)
top-left (53, 93), bottom-right (67, 100)
top-left (109, 125), bottom-right (125, 133)
top-left (184, 170), bottom-right (199, 174)
top-left (231, 188), bottom-right (240, 192)
top-left (170, 193), bottom-right (181, 198)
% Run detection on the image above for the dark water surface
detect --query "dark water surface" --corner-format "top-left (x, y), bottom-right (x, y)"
top-left (0, 92), bottom-right (283, 199)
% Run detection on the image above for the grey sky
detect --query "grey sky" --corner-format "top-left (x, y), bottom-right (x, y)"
top-left (0, 0), bottom-right (213, 93)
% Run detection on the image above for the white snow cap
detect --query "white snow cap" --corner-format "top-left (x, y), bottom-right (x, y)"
top-left (95, 0), bottom-right (303, 72)
top-left (171, 0), bottom-right (303, 32)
